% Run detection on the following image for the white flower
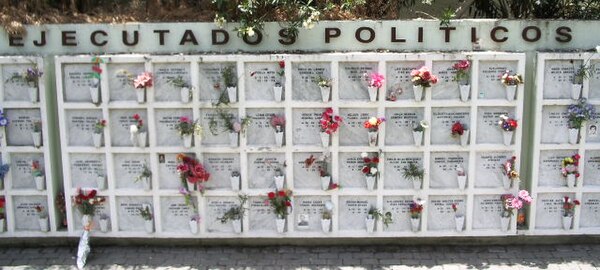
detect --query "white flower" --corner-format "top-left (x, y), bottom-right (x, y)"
top-left (130, 124), bottom-right (138, 134)
top-left (596, 45), bottom-right (600, 54)
top-left (213, 14), bottom-right (226, 29)
top-left (419, 120), bottom-right (429, 129)
top-left (361, 152), bottom-right (368, 158)
top-left (246, 27), bottom-right (255, 37)
top-left (421, 0), bottom-right (432, 4)
top-left (88, 199), bottom-right (94, 204)
top-left (370, 167), bottom-right (378, 175)
top-left (368, 117), bottom-right (378, 126)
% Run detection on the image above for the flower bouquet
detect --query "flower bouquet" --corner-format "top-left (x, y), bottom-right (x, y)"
top-left (500, 190), bottom-right (532, 232)
top-left (412, 120), bottom-right (428, 146)
top-left (167, 75), bottom-right (191, 103)
top-left (138, 204), bottom-right (154, 233)
top-left (271, 114), bottom-right (285, 147)
top-left (456, 164), bottom-right (467, 190)
top-left (267, 189), bottom-right (292, 233)
top-left (501, 156), bottom-right (519, 190)
top-left (562, 196), bottom-right (580, 230)
top-left (32, 160), bottom-right (45, 190)
top-left (93, 119), bottom-right (106, 148)
top-left (90, 58), bottom-right (102, 103)
top-left (411, 66), bottom-right (438, 101)
top-left (409, 199), bottom-right (425, 232)
top-left (500, 70), bottom-right (523, 101)
top-left (219, 194), bottom-right (248, 234)
top-left (72, 188), bottom-right (105, 228)
top-left (133, 72), bottom-right (152, 103)
top-left (319, 108), bottom-right (342, 147)
top-left (451, 121), bottom-right (469, 146)
top-left (226, 116), bottom-right (251, 148)
top-left (31, 120), bottom-right (42, 148)
top-left (273, 61), bottom-right (285, 102)
top-left (305, 153), bottom-right (333, 190)
top-left (222, 66), bottom-right (238, 103)
top-left (571, 59), bottom-right (594, 99)
top-left (561, 154), bottom-right (580, 188)
top-left (9, 67), bottom-right (43, 103)
top-left (567, 98), bottom-right (595, 144)
top-left (135, 162), bottom-right (152, 191)
top-left (452, 204), bottom-right (465, 232)
top-left (0, 197), bottom-right (5, 233)
top-left (366, 207), bottom-right (393, 233)
top-left (498, 115), bottom-right (518, 146)
top-left (0, 162), bottom-right (10, 191)
top-left (35, 205), bottom-right (49, 232)
top-left (361, 152), bottom-right (379, 191)
top-left (129, 114), bottom-right (146, 148)
top-left (175, 116), bottom-right (200, 148)
top-left (453, 60), bottom-right (471, 102)
top-left (363, 116), bottom-right (385, 147)
top-left (402, 162), bottom-right (424, 190)
top-left (364, 72), bottom-right (384, 102)
top-left (177, 153), bottom-right (210, 199)
top-left (316, 76), bottom-right (332, 102)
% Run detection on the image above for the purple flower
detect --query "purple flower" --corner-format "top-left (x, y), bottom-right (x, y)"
top-left (0, 117), bottom-right (8, 127)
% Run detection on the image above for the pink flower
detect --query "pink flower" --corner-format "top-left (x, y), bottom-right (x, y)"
top-left (453, 60), bottom-right (470, 71)
top-left (180, 116), bottom-right (190, 123)
top-left (133, 72), bottom-right (153, 89)
top-left (510, 197), bottom-right (523, 210)
top-left (518, 190), bottom-right (530, 200)
top-left (369, 73), bottom-right (385, 88)
top-left (232, 122), bottom-right (242, 133)
top-left (177, 164), bottom-right (189, 173)
top-left (410, 69), bottom-right (420, 77)
top-left (430, 75), bottom-right (438, 84)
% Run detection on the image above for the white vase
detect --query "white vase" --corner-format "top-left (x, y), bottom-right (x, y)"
top-left (230, 175), bottom-right (240, 191)
top-left (31, 131), bottom-right (42, 148)
top-left (227, 86), bottom-right (237, 103)
top-left (39, 217), bottom-right (49, 232)
top-left (189, 220), bottom-right (198, 234)
top-left (562, 215), bottom-right (573, 230)
top-left (229, 132), bottom-right (239, 147)
top-left (571, 84), bottom-right (582, 100)
top-left (455, 215), bottom-right (465, 232)
top-left (410, 217), bottom-right (420, 232)
top-left (274, 131), bottom-right (284, 147)
top-left (273, 86), bottom-right (283, 102)
top-left (275, 218), bottom-right (286, 233)
top-left (180, 87), bottom-right (190, 103)
top-left (90, 87), bottom-right (100, 103)
top-left (460, 130), bottom-right (469, 146)
top-left (367, 86), bottom-right (378, 102)
top-left (366, 217), bottom-right (375, 233)
top-left (136, 89), bottom-right (145, 103)
top-left (28, 87), bottom-right (39, 103)
top-left (81, 215), bottom-right (92, 228)
top-left (34, 176), bottom-right (45, 191)
top-left (144, 219), bottom-right (154, 233)
top-left (505, 85), bottom-right (517, 101)
top-left (321, 176), bottom-right (331, 190)
top-left (567, 174), bottom-right (576, 188)
top-left (232, 219), bottom-right (242, 234)
top-left (0, 218), bottom-right (5, 233)
top-left (274, 175), bottom-right (285, 190)
top-left (182, 134), bottom-right (193, 148)
top-left (320, 86), bottom-right (331, 102)
top-left (93, 133), bottom-right (102, 148)
top-left (368, 131), bottom-right (378, 147)
top-left (459, 84), bottom-right (470, 102)
top-left (320, 132), bottom-right (329, 147)
top-left (412, 179), bottom-right (421, 190)
top-left (502, 131), bottom-right (513, 146)
top-left (568, 128), bottom-right (579, 144)
top-left (96, 176), bottom-right (106, 190)
top-left (457, 175), bottom-right (467, 190)
top-left (366, 175), bottom-right (376, 191)
top-left (137, 132), bottom-right (147, 148)
top-left (99, 219), bottom-right (109, 233)
top-left (412, 131), bottom-right (423, 146)
top-left (500, 216), bottom-right (510, 232)
top-left (321, 218), bottom-right (331, 233)
top-left (502, 174), bottom-right (511, 190)
top-left (413, 85), bottom-right (423, 101)
top-left (142, 176), bottom-right (151, 191)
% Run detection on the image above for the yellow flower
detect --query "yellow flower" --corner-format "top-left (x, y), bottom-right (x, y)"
top-left (368, 117), bottom-right (378, 126)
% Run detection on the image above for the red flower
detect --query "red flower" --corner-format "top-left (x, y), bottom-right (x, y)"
top-left (278, 191), bottom-right (286, 197)
top-left (575, 173), bottom-right (581, 178)
top-left (574, 154), bottom-right (581, 160)
top-left (372, 157), bottom-right (380, 163)
top-left (574, 200), bottom-right (581, 205)
top-left (278, 61), bottom-right (285, 69)
top-left (268, 192), bottom-right (275, 199)
top-left (362, 166), bottom-right (369, 174)
top-left (325, 108), bottom-right (333, 115)
top-left (0, 198), bottom-right (6, 208)
top-left (285, 201), bottom-right (291, 207)
top-left (452, 203), bottom-right (457, 211)
top-left (363, 157), bottom-right (371, 163)
top-left (133, 114), bottom-right (140, 120)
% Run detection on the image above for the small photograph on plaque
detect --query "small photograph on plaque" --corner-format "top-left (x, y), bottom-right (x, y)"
top-left (382, 196), bottom-right (413, 231)
top-left (293, 196), bottom-right (330, 232)
top-left (198, 62), bottom-right (236, 102)
top-left (538, 150), bottom-right (577, 187)
top-left (2, 64), bottom-right (38, 102)
top-left (12, 195), bottom-right (48, 231)
top-left (62, 63), bottom-right (98, 102)
top-left (478, 61), bottom-right (518, 100)
top-left (153, 63), bottom-right (191, 102)
top-left (4, 108), bottom-right (41, 146)
top-left (245, 62), bottom-right (285, 101)
top-left (107, 63), bottom-right (145, 102)
top-left (339, 108), bottom-right (377, 146)
top-left (65, 109), bottom-right (103, 146)
top-left (9, 153), bottom-right (45, 190)
top-left (383, 152), bottom-right (423, 189)
top-left (338, 62), bottom-right (378, 100)
top-left (430, 152), bottom-right (469, 189)
top-left (427, 195), bottom-right (467, 231)
top-left (535, 193), bottom-right (575, 229)
top-left (246, 108), bottom-right (285, 146)
top-left (115, 196), bottom-right (153, 232)
top-left (386, 61), bottom-right (425, 101)
top-left (384, 108), bottom-right (425, 145)
top-left (430, 107), bottom-right (470, 145)
top-left (338, 196), bottom-right (376, 231)
top-left (291, 62), bottom-right (330, 101)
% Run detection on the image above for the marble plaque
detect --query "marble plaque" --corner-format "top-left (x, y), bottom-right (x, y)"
top-left (476, 107), bottom-right (515, 144)
top-left (245, 62), bottom-right (284, 101)
top-left (338, 62), bottom-right (377, 100)
top-left (383, 152), bottom-right (423, 189)
top-left (293, 152), bottom-right (326, 190)
top-left (247, 153), bottom-right (285, 189)
top-left (386, 61), bottom-right (425, 101)
top-left (2, 64), bottom-right (36, 102)
top-left (293, 196), bottom-right (329, 231)
top-left (9, 153), bottom-right (45, 189)
top-left (154, 63), bottom-right (191, 102)
top-left (584, 150), bottom-right (600, 186)
top-left (292, 108), bottom-right (324, 145)
top-left (206, 196), bottom-right (239, 233)
top-left (12, 196), bottom-right (47, 231)
top-left (113, 154), bottom-right (151, 189)
top-left (292, 62), bottom-right (330, 101)
top-left (430, 152), bottom-right (469, 189)
top-left (427, 196), bottom-right (467, 231)
top-left (472, 195), bottom-right (504, 230)
top-left (338, 196), bottom-right (376, 231)
top-left (108, 109), bottom-right (148, 147)
top-left (431, 61), bottom-right (460, 100)
top-left (4, 109), bottom-right (41, 146)
top-left (478, 61), bottom-right (518, 100)
top-left (248, 196), bottom-right (276, 232)
top-left (384, 108), bottom-right (424, 145)
top-left (198, 108), bottom-right (238, 146)
top-left (541, 105), bottom-right (570, 144)
top-left (158, 153), bottom-right (189, 189)
top-left (246, 108), bottom-right (284, 146)
top-left (382, 196), bottom-right (413, 232)
top-left (431, 107), bottom-right (470, 145)
top-left (160, 196), bottom-right (195, 233)
top-left (543, 60), bottom-right (580, 99)
top-left (70, 153), bottom-right (105, 188)
top-left (203, 153), bottom-right (240, 190)
top-left (116, 196), bottom-right (153, 232)
top-left (155, 109), bottom-right (193, 146)
top-left (65, 109), bottom-right (103, 146)
top-left (589, 62), bottom-right (600, 100)
top-left (198, 63), bottom-right (235, 102)
top-left (474, 152), bottom-right (512, 188)
top-left (535, 193), bottom-right (574, 229)
top-left (339, 152), bottom-right (373, 188)
top-left (107, 63), bottom-right (145, 102)
top-left (72, 198), bottom-right (110, 230)
top-left (339, 108), bottom-right (377, 146)
top-left (580, 193), bottom-right (600, 228)
top-left (62, 63), bottom-right (97, 102)
top-left (538, 150), bottom-right (577, 187)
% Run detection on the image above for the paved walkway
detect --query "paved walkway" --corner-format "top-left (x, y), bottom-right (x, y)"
top-left (1, 244), bottom-right (599, 269)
